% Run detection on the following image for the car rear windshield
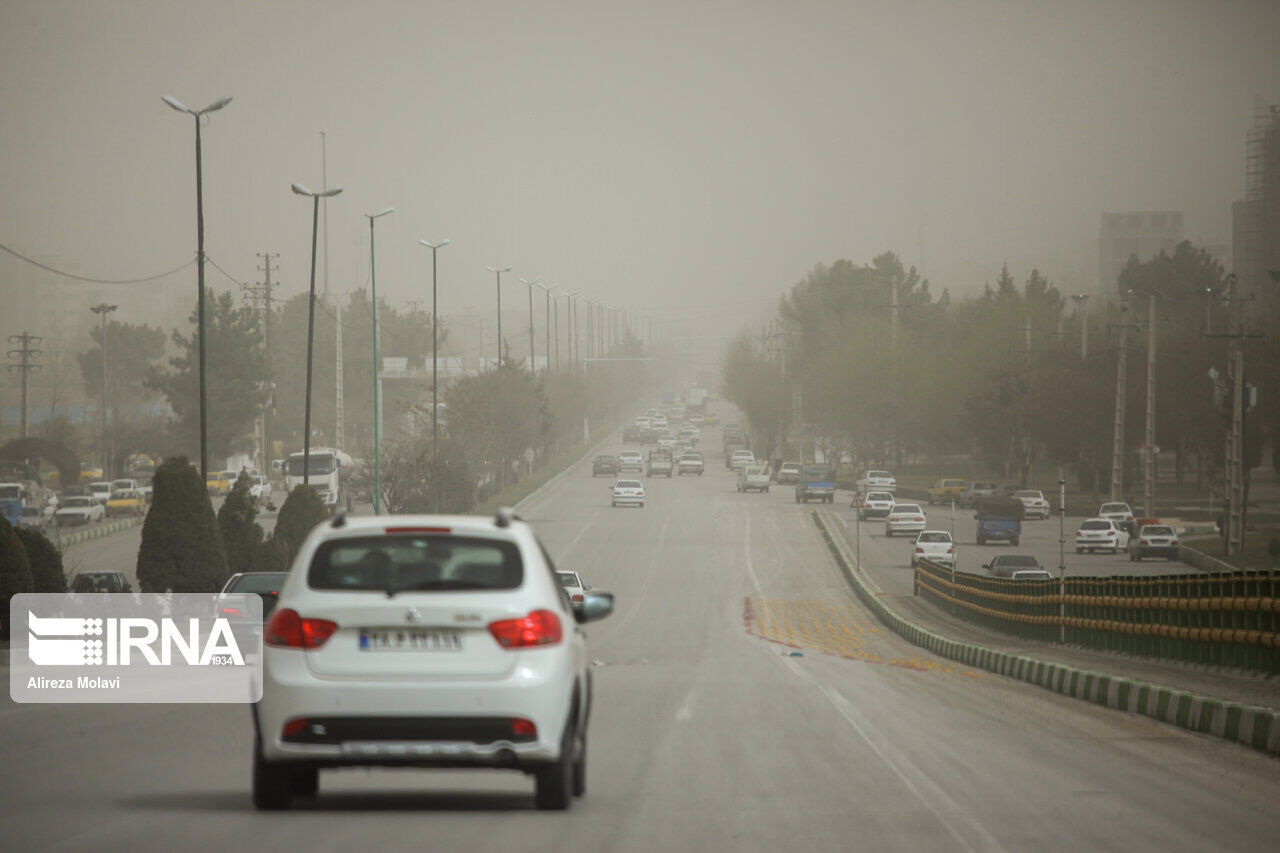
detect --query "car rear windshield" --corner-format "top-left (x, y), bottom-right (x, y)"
top-left (893, 505), bottom-right (922, 514)
top-left (1081, 520), bottom-right (1112, 530)
top-left (616, 481), bottom-right (642, 489)
top-left (308, 535), bottom-right (523, 592)
top-left (1142, 526), bottom-right (1174, 536)
top-left (1100, 504), bottom-right (1128, 513)
top-left (868, 471), bottom-right (891, 478)
top-left (1014, 491), bottom-right (1042, 498)
top-left (804, 466), bottom-right (834, 477)
top-left (999, 556), bottom-right (1040, 567)
top-left (556, 573), bottom-right (581, 588)
top-left (228, 573), bottom-right (289, 593)
top-left (918, 532), bottom-right (950, 543)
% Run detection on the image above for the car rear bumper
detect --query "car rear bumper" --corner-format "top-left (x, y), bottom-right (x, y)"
top-left (1132, 545), bottom-right (1178, 558)
top-left (887, 522), bottom-right (926, 534)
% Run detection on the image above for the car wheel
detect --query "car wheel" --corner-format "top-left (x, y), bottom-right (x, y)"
top-left (252, 737), bottom-right (293, 810)
top-left (1111, 547), bottom-right (1118, 555)
top-left (611, 502), bottom-right (616, 507)
top-left (1075, 547), bottom-right (1083, 554)
top-left (764, 486), bottom-right (770, 493)
top-left (1011, 539), bottom-right (1019, 546)
top-left (535, 724), bottom-right (575, 810)
top-left (291, 766), bottom-right (319, 797)
top-left (1130, 552), bottom-right (1138, 562)
top-left (885, 530), bottom-right (892, 537)
top-left (571, 731), bottom-right (587, 798)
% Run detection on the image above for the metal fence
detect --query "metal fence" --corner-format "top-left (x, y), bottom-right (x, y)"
top-left (913, 560), bottom-right (1280, 674)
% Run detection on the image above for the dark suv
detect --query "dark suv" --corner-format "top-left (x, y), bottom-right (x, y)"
top-left (592, 455), bottom-right (618, 477)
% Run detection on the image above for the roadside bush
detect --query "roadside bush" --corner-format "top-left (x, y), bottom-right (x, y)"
top-left (0, 516), bottom-right (34, 640)
top-left (13, 526), bottom-right (65, 593)
top-left (218, 471), bottom-right (264, 576)
top-left (271, 485), bottom-right (329, 566)
top-left (136, 456), bottom-right (229, 592)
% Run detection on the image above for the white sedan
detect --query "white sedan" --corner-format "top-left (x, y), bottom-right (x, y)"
top-left (1075, 518), bottom-right (1130, 553)
top-left (856, 491), bottom-right (895, 520)
top-left (617, 451), bottom-right (645, 473)
top-left (911, 530), bottom-right (955, 568)
top-left (885, 504), bottom-right (927, 538)
top-left (611, 479), bottom-right (646, 508)
top-left (55, 495), bottom-right (105, 526)
top-left (1012, 489), bottom-right (1051, 520)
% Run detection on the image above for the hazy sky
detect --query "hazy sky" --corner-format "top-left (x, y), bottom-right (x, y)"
top-left (2, 0), bottom-right (1278, 330)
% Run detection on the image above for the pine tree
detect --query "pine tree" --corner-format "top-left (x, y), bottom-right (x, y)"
top-left (0, 517), bottom-right (34, 640)
top-left (271, 485), bottom-right (329, 566)
top-left (13, 526), bottom-right (65, 593)
top-left (218, 471), bottom-right (265, 575)
top-left (136, 456), bottom-right (229, 592)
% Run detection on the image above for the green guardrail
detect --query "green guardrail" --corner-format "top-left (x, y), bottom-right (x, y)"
top-left (913, 559), bottom-right (1280, 674)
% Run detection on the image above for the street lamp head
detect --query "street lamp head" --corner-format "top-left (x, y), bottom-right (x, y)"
top-left (90, 303), bottom-right (118, 314)
top-left (519, 276), bottom-right (542, 287)
top-left (419, 239), bottom-right (451, 250)
top-left (317, 186), bottom-right (343, 198)
top-left (291, 183), bottom-right (313, 196)
top-left (368, 207), bottom-right (395, 219)
top-left (161, 95), bottom-right (190, 113)
top-left (202, 96), bottom-right (233, 113)
top-left (486, 265), bottom-right (511, 273)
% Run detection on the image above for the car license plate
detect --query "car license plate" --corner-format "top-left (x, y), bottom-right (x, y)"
top-left (359, 628), bottom-right (463, 652)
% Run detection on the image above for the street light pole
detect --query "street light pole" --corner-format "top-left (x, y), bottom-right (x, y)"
top-left (1071, 293), bottom-right (1090, 360)
top-left (292, 183), bottom-right (343, 487)
top-left (90, 304), bottom-right (117, 478)
top-left (486, 266), bottom-right (510, 369)
top-left (365, 207), bottom-right (395, 515)
top-left (162, 94), bottom-right (232, 480)
top-left (420, 240), bottom-right (450, 453)
top-left (537, 283), bottom-right (557, 374)
top-left (519, 277), bottom-right (542, 371)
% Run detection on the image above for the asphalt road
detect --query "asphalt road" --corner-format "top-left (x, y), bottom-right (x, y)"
top-left (3, 416), bottom-right (1279, 851)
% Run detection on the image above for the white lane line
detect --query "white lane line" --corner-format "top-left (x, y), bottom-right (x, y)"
top-left (741, 505), bottom-right (1005, 853)
top-left (558, 507), bottom-right (603, 560)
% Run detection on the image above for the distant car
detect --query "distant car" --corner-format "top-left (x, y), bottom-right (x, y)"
top-left (206, 471), bottom-right (233, 497)
top-left (617, 451), bottom-right (644, 473)
top-left (1012, 490), bottom-right (1051, 520)
top-left (1011, 569), bottom-right (1055, 581)
top-left (1075, 518), bottom-right (1130, 554)
top-left (776, 463), bottom-right (803, 485)
top-left (1129, 524), bottom-right (1181, 561)
top-left (592, 455), bottom-right (618, 477)
top-left (926, 479), bottom-right (967, 505)
top-left (555, 570), bottom-right (587, 605)
top-left (984, 554), bottom-right (1043, 578)
top-left (737, 465), bottom-right (771, 493)
top-left (702, 412), bottom-right (718, 426)
top-left (105, 489), bottom-right (146, 518)
top-left (18, 505), bottom-right (52, 533)
top-left (55, 495), bottom-right (104, 526)
top-left (857, 491), bottom-right (895, 520)
top-left (911, 530), bottom-right (955, 568)
top-left (250, 474), bottom-right (273, 502)
top-left (69, 571), bottom-right (131, 593)
top-left (960, 481), bottom-right (998, 507)
top-left (611, 479), bottom-right (646, 508)
top-left (677, 453), bottom-right (704, 476)
top-left (857, 470), bottom-right (897, 494)
top-left (730, 450), bottom-right (755, 472)
top-left (88, 481), bottom-right (113, 506)
top-left (623, 426), bottom-right (644, 444)
top-left (1097, 502), bottom-right (1136, 533)
top-left (885, 504), bottom-right (926, 538)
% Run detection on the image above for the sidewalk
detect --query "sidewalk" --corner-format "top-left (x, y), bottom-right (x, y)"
top-left (814, 508), bottom-right (1280, 755)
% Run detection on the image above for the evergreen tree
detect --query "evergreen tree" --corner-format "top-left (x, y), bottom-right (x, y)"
top-left (13, 526), bottom-right (65, 593)
top-left (0, 517), bottom-right (33, 640)
top-left (218, 471), bottom-right (265, 575)
top-left (136, 456), bottom-right (229, 592)
top-left (271, 486), bottom-right (329, 566)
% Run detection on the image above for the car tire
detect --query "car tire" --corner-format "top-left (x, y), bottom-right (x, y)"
top-left (572, 732), bottom-right (587, 798)
top-left (1011, 539), bottom-right (1019, 546)
top-left (535, 723), bottom-right (575, 811)
top-left (765, 486), bottom-right (770, 493)
top-left (1111, 547), bottom-right (1118, 555)
top-left (885, 530), bottom-right (892, 537)
top-left (252, 738), bottom-right (293, 811)
top-left (1130, 552), bottom-right (1138, 562)
top-left (291, 766), bottom-right (319, 797)
top-left (1075, 547), bottom-right (1083, 554)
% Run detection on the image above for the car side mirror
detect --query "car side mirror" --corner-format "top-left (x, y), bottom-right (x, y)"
top-left (573, 590), bottom-right (615, 624)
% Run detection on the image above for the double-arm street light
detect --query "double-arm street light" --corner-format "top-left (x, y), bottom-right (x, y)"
top-left (365, 207), bottom-right (395, 514)
top-left (537, 283), bottom-right (558, 374)
top-left (89, 303), bottom-right (117, 478)
top-left (162, 93), bottom-right (232, 479)
top-left (419, 239), bottom-right (450, 452)
top-left (519, 276), bottom-right (542, 370)
top-left (486, 266), bottom-right (511, 369)
top-left (292, 182), bottom-right (344, 486)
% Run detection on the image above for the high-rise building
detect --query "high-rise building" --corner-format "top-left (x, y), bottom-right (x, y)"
top-left (1098, 211), bottom-right (1184, 303)
top-left (1232, 100), bottom-right (1279, 295)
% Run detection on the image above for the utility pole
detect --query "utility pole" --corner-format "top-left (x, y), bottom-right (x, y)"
top-left (1143, 293), bottom-right (1156, 517)
top-left (1072, 294), bottom-right (1090, 360)
top-left (1227, 276), bottom-right (1245, 554)
top-left (335, 300), bottom-right (344, 449)
top-left (1109, 293), bottom-right (1133, 502)
top-left (89, 305), bottom-right (118, 478)
top-left (253, 253), bottom-right (278, 472)
top-left (5, 332), bottom-right (43, 438)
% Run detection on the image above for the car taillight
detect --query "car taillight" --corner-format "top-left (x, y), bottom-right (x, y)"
top-left (1106, 531), bottom-right (1115, 536)
top-left (510, 718), bottom-right (537, 739)
top-left (219, 607), bottom-right (242, 617)
top-left (1140, 539), bottom-right (1150, 545)
top-left (264, 608), bottom-right (338, 649)
top-left (946, 547), bottom-right (954, 554)
top-left (489, 610), bottom-right (562, 649)
top-left (914, 517), bottom-right (924, 522)
top-left (915, 547), bottom-right (924, 553)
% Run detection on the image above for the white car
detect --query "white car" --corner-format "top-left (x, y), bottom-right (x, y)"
top-left (885, 504), bottom-right (926, 537)
top-left (55, 495), bottom-right (104, 526)
top-left (677, 453), bottom-right (704, 476)
top-left (730, 450), bottom-right (756, 472)
top-left (88, 481), bottom-right (113, 506)
top-left (617, 451), bottom-right (644, 473)
top-left (651, 416), bottom-right (668, 431)
top-left (1097, 502), bottom-right (1136, 530)
top-left (1075, 518), bottom-right (1130, 554)
top-left (250, 474), bottom-right (273, 502)
top-left (1012, 490), bottom-right (1051, 520)
top-left (911, 530), bottom-right (955, 568)
top-left (857, 491), bottom-right (895, 520)
top-left (857, 470), bottom-right (897, 494)
top-left (555, 570), bottom-right (587, 604)
top-left (254, 511), bottom-right (614, 811)
top-left (611, 479), bottom-right (646, 507)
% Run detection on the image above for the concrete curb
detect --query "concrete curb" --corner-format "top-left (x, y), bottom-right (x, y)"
top-left (50, 516), bottom-right (142, 549)
top-left (813, 508), bottom-right (1280, 757)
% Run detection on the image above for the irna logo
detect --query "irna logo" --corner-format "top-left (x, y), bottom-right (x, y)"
top-left (27, 612), bottom-right (244, 666)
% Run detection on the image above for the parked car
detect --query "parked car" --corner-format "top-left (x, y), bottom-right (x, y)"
top-left (611, 479), bottom-right (646, 507)
top-left (911, 530), bottom-right (955, 568)
top-left (984, 554), bottom-right (1044, 578)
top-left (885, 504), bottom-right (926, 538)
top-left (776, 462), bottom-right (803, 485)
top-left (592, 455), bottom-right (619, 477)
top-left (856, 490), bottom-right (895, 520)
top-left (1012, 490), bottom-right (1051, 520)
top-left (926, 479), bottom-right (967, 505)
top-left (677, 453), bottom-right (704, 476)
top-left (857, 470), bottom-right (897, 494)
top-left (1076, 518), bottom-right (1130, 554)
top-left (737, 465), bottom-right (771, 493)
top-left (253, 511), bottom-right (615, 811)
top-left (960, 481), bottom-right (998, 507)
top-left (55, 495), bottom-right (104, 526)
top-left (617, 451), bottom-right (645, 473)
top-left (105, 489), bottom-right (146, 518)
top-left (1129, 524), bottom-right (1181, 561)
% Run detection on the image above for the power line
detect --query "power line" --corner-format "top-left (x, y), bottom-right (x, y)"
top-left (0, 241), bottom-right (195, 284)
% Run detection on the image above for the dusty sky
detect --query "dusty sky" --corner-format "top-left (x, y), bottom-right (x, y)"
top-left (2, 0), bottom-right (1278, 332)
